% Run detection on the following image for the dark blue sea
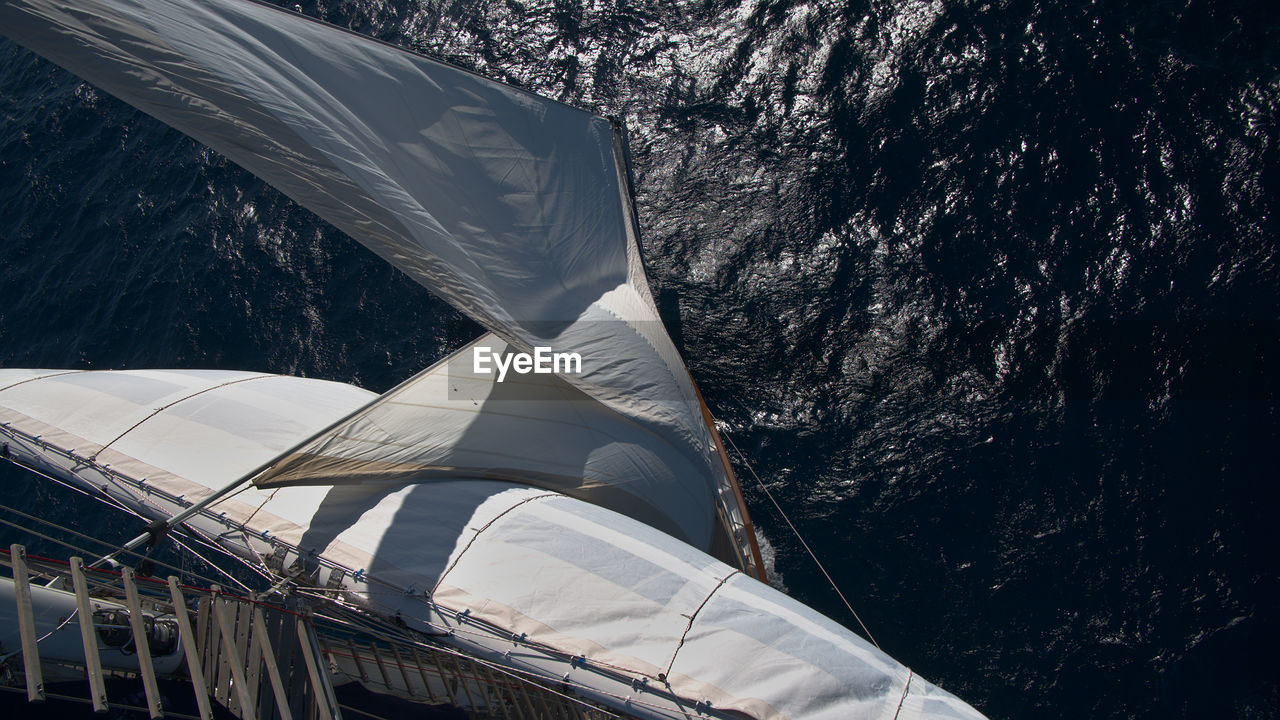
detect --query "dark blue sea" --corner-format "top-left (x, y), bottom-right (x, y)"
top-left (2, 1), bottom-right (1277, 718)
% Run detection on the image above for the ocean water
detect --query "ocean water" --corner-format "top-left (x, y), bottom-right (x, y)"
top-left (1, 1), bottom-right (1277, 718)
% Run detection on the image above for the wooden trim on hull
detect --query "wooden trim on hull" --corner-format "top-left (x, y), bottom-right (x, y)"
top-left (692, 382), bottom-right (767, 582)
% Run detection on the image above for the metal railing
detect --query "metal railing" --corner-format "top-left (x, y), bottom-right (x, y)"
top-left (1, 545), bottom-right (624, 720)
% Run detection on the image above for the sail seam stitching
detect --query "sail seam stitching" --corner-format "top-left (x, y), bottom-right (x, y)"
top-left (91, 374), bottom-right (272, 459)
top-left (663, 570), bottom-right (739, 677)
top-left (0, 370), bottom-right (83, 395)
top-left (431, 492), bottom-right (559, 597)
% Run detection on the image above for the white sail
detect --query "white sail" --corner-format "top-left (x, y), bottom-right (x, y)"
top-left (0, 369), bottom-right (987, 720)
top-left (252, 333), bottom-right (723, 548)
top-left (0, 368), bottom-right (517, 594)
top-left (0, 3), bottom-right (987, 715)
top-left (0, 0), bottom-right (744, 557)
top-left (0, 369), bottom-right (380, 571)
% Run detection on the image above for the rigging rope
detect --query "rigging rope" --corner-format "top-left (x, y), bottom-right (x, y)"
top-left (720, 429), bottom-right (882, 650)
top-left (0, 509), bottom-right (231, 594)
top-left (0, 496), bottom-right (249, 588)
top-left (1, 424), bottom-right (288, 584)
top-left (892, 667), bottom-right (915, 719)
top-left (0, 458), bottom-right (261, 592)
top-left (309, 601), bottom-right (634, 720)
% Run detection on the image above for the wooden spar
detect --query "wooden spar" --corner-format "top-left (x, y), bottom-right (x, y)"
top-left (691, 382), bottom-right (767, 582)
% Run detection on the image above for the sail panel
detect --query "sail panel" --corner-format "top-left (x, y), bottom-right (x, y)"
top-left (0, 369), bottom-right (278, 461)
top-left (0, 368), bottom-right (373, 491)
top-left (253, 334), bottom-right (718, 547)
top-left (0, 0), bottom-right (719, 484)
top-left (0, 368), bottom-right (491, 590)
top-left (433, 492), bottom-right (988, 720)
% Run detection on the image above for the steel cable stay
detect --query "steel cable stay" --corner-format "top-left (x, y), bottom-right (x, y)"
top-left (720, 428), bottom-right (882, 650)
top-left (165, 527), bottom-right (259, 593)
top-left (0, 439), bottom-right (311, 593)
top-left (0, 461), bottom-right (263, 593)
top-left (0, 512), bottom-right (226, 594)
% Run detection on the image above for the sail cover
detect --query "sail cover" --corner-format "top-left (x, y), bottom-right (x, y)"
top-left (0, 368), bottom-right (987, 719)
top-left (0, 0), bottom-right (750, 559)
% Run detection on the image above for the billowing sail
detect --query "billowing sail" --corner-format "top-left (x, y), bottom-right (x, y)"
top-left (0, 0), bottom-right (759, 570)
top-left (252, 333), bottom-right (723, 549)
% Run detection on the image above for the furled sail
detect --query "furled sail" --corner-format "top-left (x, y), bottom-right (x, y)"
top-left (0, 0), bottom-right (758, 568)
top-left (0, 368), bottom-right (988, 720)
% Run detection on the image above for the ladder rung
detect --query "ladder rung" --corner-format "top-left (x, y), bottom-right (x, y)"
top-left (296, 617), bottom-right (340, 720)
top-left (121, 567), bottom-right (164, 719)
top-left (10, 544), bottom-right (45, 703)
top-left (251, 607), bottom-right (293, 720)
top-left (69, 556), bottom-right (108, 713)
top-left (167, 577), bottom-right (214, 720)
top-left (211, 593), bottom-right (257, 718)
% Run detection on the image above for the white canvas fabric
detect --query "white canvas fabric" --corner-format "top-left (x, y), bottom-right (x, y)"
top-left (0, 369), bottom-right (369, 475)
top-left (431, 493), bottom-right (986, 720)
top-left (0, 368), bottom-right (986, 720)
top-left (0, 0), bottom-right (760, 563)
top-left (252, 333), bottom-right (717, 547)
top-left (0, 369), bottom-right (534, 602)
top-left (0, 369), bottom-right (365, 573)
top-left (0, 0), bottom-right (722, 498)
